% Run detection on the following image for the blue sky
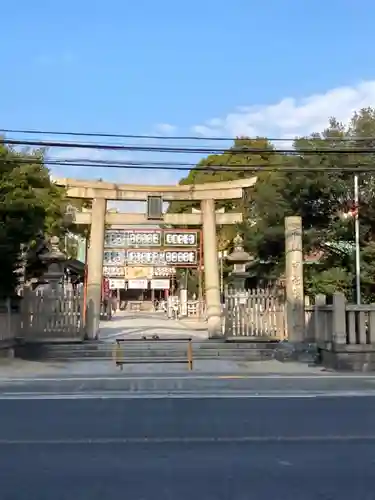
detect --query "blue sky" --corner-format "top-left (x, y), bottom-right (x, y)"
top-left (2, 0), bottom-right (375, 193)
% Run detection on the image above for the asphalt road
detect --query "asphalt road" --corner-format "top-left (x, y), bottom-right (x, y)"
top-left (1, 396), bottom-right (375, 499)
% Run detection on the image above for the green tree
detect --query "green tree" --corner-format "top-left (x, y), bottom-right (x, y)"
top-left (0, 142), bottom-right (77, 297)
top-left (167, 138), bottom-right (287, 290)
top-left (168, 108), bottom-right (375, 300)
top-left (291, 109), bottom-right (375, 299)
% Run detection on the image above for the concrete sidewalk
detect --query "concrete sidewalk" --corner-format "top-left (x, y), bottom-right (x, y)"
top-left (1, 369), bottom-right (375, 396)
top-left (0, 356), bottom-right (332, 378)
top-left (177, 317), bottom-right (208, 331)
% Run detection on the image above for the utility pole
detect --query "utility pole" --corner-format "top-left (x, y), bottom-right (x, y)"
top-left (354, 174), bottom-right (361, 304)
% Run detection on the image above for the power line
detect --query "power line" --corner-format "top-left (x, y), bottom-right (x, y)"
top-left (45, 164), bottom-right (375, 173)
top-left (2, 127), bottom-right (375, 143)
top-left (5, 157), bottom-right (375, 173)
top-left (2, 137), bottom-right (375, 154)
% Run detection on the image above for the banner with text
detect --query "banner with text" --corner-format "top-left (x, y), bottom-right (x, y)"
top-left (127, 279), bottom-right (148, 289)
top-left (151, 279), bottom-right (170, 290)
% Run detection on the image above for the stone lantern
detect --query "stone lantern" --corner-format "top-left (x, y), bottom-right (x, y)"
top-left (226, 233), bottom-right (253, 290)
top-left (40, 236), bottom-right (67, 292)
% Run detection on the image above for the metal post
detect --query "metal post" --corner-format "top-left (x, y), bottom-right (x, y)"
top-left (354, 174), bottom-right (361, 305)
top-left (82, 237), bottom-right (89, 326)
top-left (187, 339), bottom-right (193, 371)
top-left (198, 229), bottom-right (203, 318)
top-left (218, 250), bottom-right (227, 296)
top-left (220, 254), bottom-right (223, 295)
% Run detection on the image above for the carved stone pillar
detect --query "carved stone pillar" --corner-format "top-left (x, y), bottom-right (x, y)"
top-left (285, 216), bottom-right (305, 342)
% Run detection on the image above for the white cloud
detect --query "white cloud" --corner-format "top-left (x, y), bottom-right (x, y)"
top-left (192, 80), bottom-right (375, 138)
top-left (153, 123), bottom-right (176, 135)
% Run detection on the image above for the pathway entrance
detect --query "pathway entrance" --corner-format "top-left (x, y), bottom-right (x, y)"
top-left (56, 176), bottom-right (257, 339)
top-left (99, 311), bottom-right (208, 343)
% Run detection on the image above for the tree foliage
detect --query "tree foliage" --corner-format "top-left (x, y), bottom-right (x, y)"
top-left (0, 142), bottom-right (82, 297)
top-left (168, 107), bottom-right (375, 301)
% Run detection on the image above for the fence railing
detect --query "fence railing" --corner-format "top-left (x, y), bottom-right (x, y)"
top-left (186, 300), bottom-right (206, 319)
top-left (223, 288), bottom-right (375, 347)
top-left (162, 299), bottom-right (206, 319)
top-left (223, 287), bottom-right (286, 339)
top-left (113, 337), bottom-right (193, 370)
top-left (304, 293), bottom-right (375, 346)
top-left (3, 287), bottom-right (375, 351)
top-left (20, 289), bottom-right (84, 341)
top-left (0, 299), bottom-right (20, 344)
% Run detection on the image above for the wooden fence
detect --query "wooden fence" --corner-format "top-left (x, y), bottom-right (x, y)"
top-left (224, 288), bottom-right (375, 346)
top-left (304, 293), bottom-right (375, 346)
top-left (186, 300), bottom-right (206, 319)
top-left (20, 289), bottom-right (84, 341)
top-left (4, 287), bottom-right (375, 350)
top-left (0, 300), bottom-right (20, 344)
top-left (223, 287), bottom-right (286, 340)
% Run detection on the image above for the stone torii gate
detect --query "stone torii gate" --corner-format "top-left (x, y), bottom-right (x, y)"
top-left (55, 176), bottom-right (257, 339)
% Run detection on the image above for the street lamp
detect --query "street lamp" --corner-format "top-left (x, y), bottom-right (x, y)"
top-left (40, 236), bottom-right (67, 292)
top-left (226, 234), bottom-right (253, 290)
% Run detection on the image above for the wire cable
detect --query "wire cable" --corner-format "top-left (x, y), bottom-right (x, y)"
top-left (2, 127), bottom-right (375, 143)
top-left (3, 157), bottom-right (375, 173)
top-left (2, 137), bottom-right (375, 154)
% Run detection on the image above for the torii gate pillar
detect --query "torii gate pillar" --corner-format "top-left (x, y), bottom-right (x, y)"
top-left (86, 198), bottom-right (106, 339)
top-left (201, 199), bottom-right (222, 337)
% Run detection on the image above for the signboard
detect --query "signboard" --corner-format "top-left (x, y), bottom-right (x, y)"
top-left (151, 279), bottom-right (170, 290)
top-left (103, 229), bottom-right (199, 267)
top-left (105, 230), bottom-right (161, 248)
top-left (103, 266), bottom-right (125, 277)
top-left (103, 250), bottom-right (125, 265)
top-left (153, 267), bottom-right (176, 277)
top-left (104, 229), bottom-right (198, 248)
top-left (128, 279), bottom-right (148, 289)
top-left (104, 265), bottom-right (174, 277)
top-left (102, 277), bottom-right (110, 298)
top-left (109, 278), bottom-right (126, 290)
top-left (164, 231), bottom-right (197, 247)
top-left (124, 266), bottom-right (153, 280)
top-left (126, 250), bottom-right (197, 266)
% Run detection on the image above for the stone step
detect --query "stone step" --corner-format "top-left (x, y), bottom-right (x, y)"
top-left (198, 341), bottom-right (279, 350)
top-left (29, 349), bottom-right (275, 359)
top-left (19, 339), bottom-right (279, 351)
